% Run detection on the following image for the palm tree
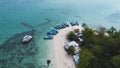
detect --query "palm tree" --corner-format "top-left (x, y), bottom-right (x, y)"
top-left (110, 26), bottom-right (117, 33)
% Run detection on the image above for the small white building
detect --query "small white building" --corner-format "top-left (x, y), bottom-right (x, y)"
top-left (64, 41), bottom-right (80, 65)
top-left (64, 41), bottom-right (79, 50)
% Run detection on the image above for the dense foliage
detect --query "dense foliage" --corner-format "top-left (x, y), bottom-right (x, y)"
top-left (67, 46), bottom-right (75, 55)
top-left (67, 31), bottom-right (79, 42)
top-left (77, 26), bottom-right (120, 68)
top-left (74, 29), bottom-right (80, 33)
top-left (66, 25), bottom-right (120, 68)
top-left (77, 47), bottom-right (94, 68)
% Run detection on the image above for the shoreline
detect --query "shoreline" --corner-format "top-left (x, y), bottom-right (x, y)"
top-left (48, 25), bottom-right (83, 68)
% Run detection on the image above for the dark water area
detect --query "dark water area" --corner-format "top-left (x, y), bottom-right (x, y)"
top-left (20, 22), bottom-right (34, 29)
top-left (0, 30), bottom-right (48, 68)
top-left (33, 18), bottom-right (52, 28)
top-left (20, 18), bottom-right (52, 29)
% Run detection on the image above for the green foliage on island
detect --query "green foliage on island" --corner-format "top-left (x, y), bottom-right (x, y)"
top-left (74, 29), bottom-right (80, 33)
top-left (67, 31), bottom-right (79, 42)
top-left (82, 27), bottom-right (96, 47)
top-left (67, 46), bottom-right (75, 55)
top-left (67, 24), bottom-right (120, 68)
top-left (77, 47), bottom-right (94, 68)
top-left (78, 26), bottom-right (120, 68)
top-left (111, 55), bottom-right (120, 68)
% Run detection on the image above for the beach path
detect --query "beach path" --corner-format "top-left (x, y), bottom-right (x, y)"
top-left (49, 25), bottom-right (83, 68)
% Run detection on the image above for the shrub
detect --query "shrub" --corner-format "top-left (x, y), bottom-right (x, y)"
top-left (67, 46), bottom-right (75, 55)
top-left (111, 55), bottom-right (120, 68)
top-left (67, 31), bottom-right (79, 42)
top-left (74, 29), bottom-right (80, 33)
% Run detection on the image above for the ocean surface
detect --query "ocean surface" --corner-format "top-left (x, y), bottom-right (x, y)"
top-left (0, 0), bottom-right (120, 68)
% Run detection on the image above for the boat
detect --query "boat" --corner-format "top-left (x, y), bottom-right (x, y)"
top-left (66, 21), bottom-right (69, 25)
top-left (54, 24), bottom-right (60, 29)
top-left (63, 23), bottom-right (68, 27)
top-left (61, 24), bottom-right (66, 28)
top-left (47, 29), bottom-right (58, 35)
top-left (51, 29), bottom-right (58, 33)
top-left (64, 23), bottom-right (69, 27)
top-left (54, 26), bottom-right (59, 29)
top-left (70, 21), bottom-right (78, 26)
top-left (70, 21), bottom-right (76, 26)
top-left (44, 35), bottom-right (53, 39)
top-left (54, 24), bottom-right (63, 29)
top-left (76, 22), bottom-right (79, 26)
top-left (22, 35), bottom-right (32, 43)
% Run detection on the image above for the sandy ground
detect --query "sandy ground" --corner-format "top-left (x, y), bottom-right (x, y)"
top-left (49, 25), bottom-right (83, 68)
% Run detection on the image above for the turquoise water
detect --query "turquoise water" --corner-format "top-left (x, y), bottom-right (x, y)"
top-left (0, 0), bottom-right (120, 68)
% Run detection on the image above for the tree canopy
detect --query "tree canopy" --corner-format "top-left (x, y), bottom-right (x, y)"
top-left (67, 31), bottom-right (79, 42)
top-left (67, 46), bottom-right (75, 55)
top-left (66, 26), bottom-right (120, 68)
top-left (77, 26), bottom-right (120, 68)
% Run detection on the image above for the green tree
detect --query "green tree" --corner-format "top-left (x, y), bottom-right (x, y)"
top-left (67, 31), bottom-right (79, 42)
top-left (97, 26), bottom-right (106, 35)
top-left (107, 26), bottom-right (117, 34)
top-left (74, 29), bottom-right (80, 33)
top-left (67, 46), bottom-right (75, 55)
top-left (70, 26), bottom-right (120, 68)
top-left (77, 48), bottom-right (94, 68)
top-left (111, 55), bottom-right (120, 68)
top-left (88, 57), bottom-right (113, 68)
top-left (82, 27), bottom-right (95, 47)
top-left (91, 45), bottom-right (102, 57)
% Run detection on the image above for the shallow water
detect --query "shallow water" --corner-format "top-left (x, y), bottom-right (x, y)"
top-left (0, 0), bottom-right (120, 68)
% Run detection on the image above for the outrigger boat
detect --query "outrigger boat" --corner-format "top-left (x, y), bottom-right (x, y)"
top-left (44, 35), bottom-right (53, 39)
top-left (70, 21), bottom-right (79, 26)
top-left (47, 29), bottom-right (58, 35)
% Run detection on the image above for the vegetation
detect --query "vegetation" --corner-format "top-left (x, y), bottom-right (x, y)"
top-left (74, 29), bottom-right (80, 33)
top-left (111, 55), bottom-right (120, 68)
top-left (67, 31), bottom-right (79, 42)
top-left (107, 26), bottom-right (117, 34)
top-left (77, 47), bottom-right (94, 68)
top-left (78, 26), bottom-right (120, 68)
top-left (82, 27), bottom-right (96, 47)
top-left (97, 26), bottom-right (106, 35)
top-left (67, 25), bottom-right (120, 68)
top-left (67, 46), bottom-right (75, 55)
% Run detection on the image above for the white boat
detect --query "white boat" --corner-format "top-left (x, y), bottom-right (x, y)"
top-left (22, 35), bottom-right (32, 43)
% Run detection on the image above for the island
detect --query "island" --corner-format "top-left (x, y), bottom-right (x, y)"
top-left (46, 22), bottom-right (120, 68)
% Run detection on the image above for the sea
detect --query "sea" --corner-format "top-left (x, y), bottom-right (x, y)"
top-left (0, 0), bottom-right (120, 68)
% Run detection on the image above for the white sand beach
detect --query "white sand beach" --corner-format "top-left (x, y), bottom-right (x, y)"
top-left (49, 25), bottom-right (83, 68)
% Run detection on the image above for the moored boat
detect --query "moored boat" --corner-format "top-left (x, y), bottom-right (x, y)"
top-left (64, 23), bottom-right (69, 27)
top-left (47, 29), bottom-right (58, 35)
top-left (22, 35), bottom-right (32, 43)
top-left (44, 35), bottom-right (53, 39)
top-left (70, 21), bottom-right (78, 26)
